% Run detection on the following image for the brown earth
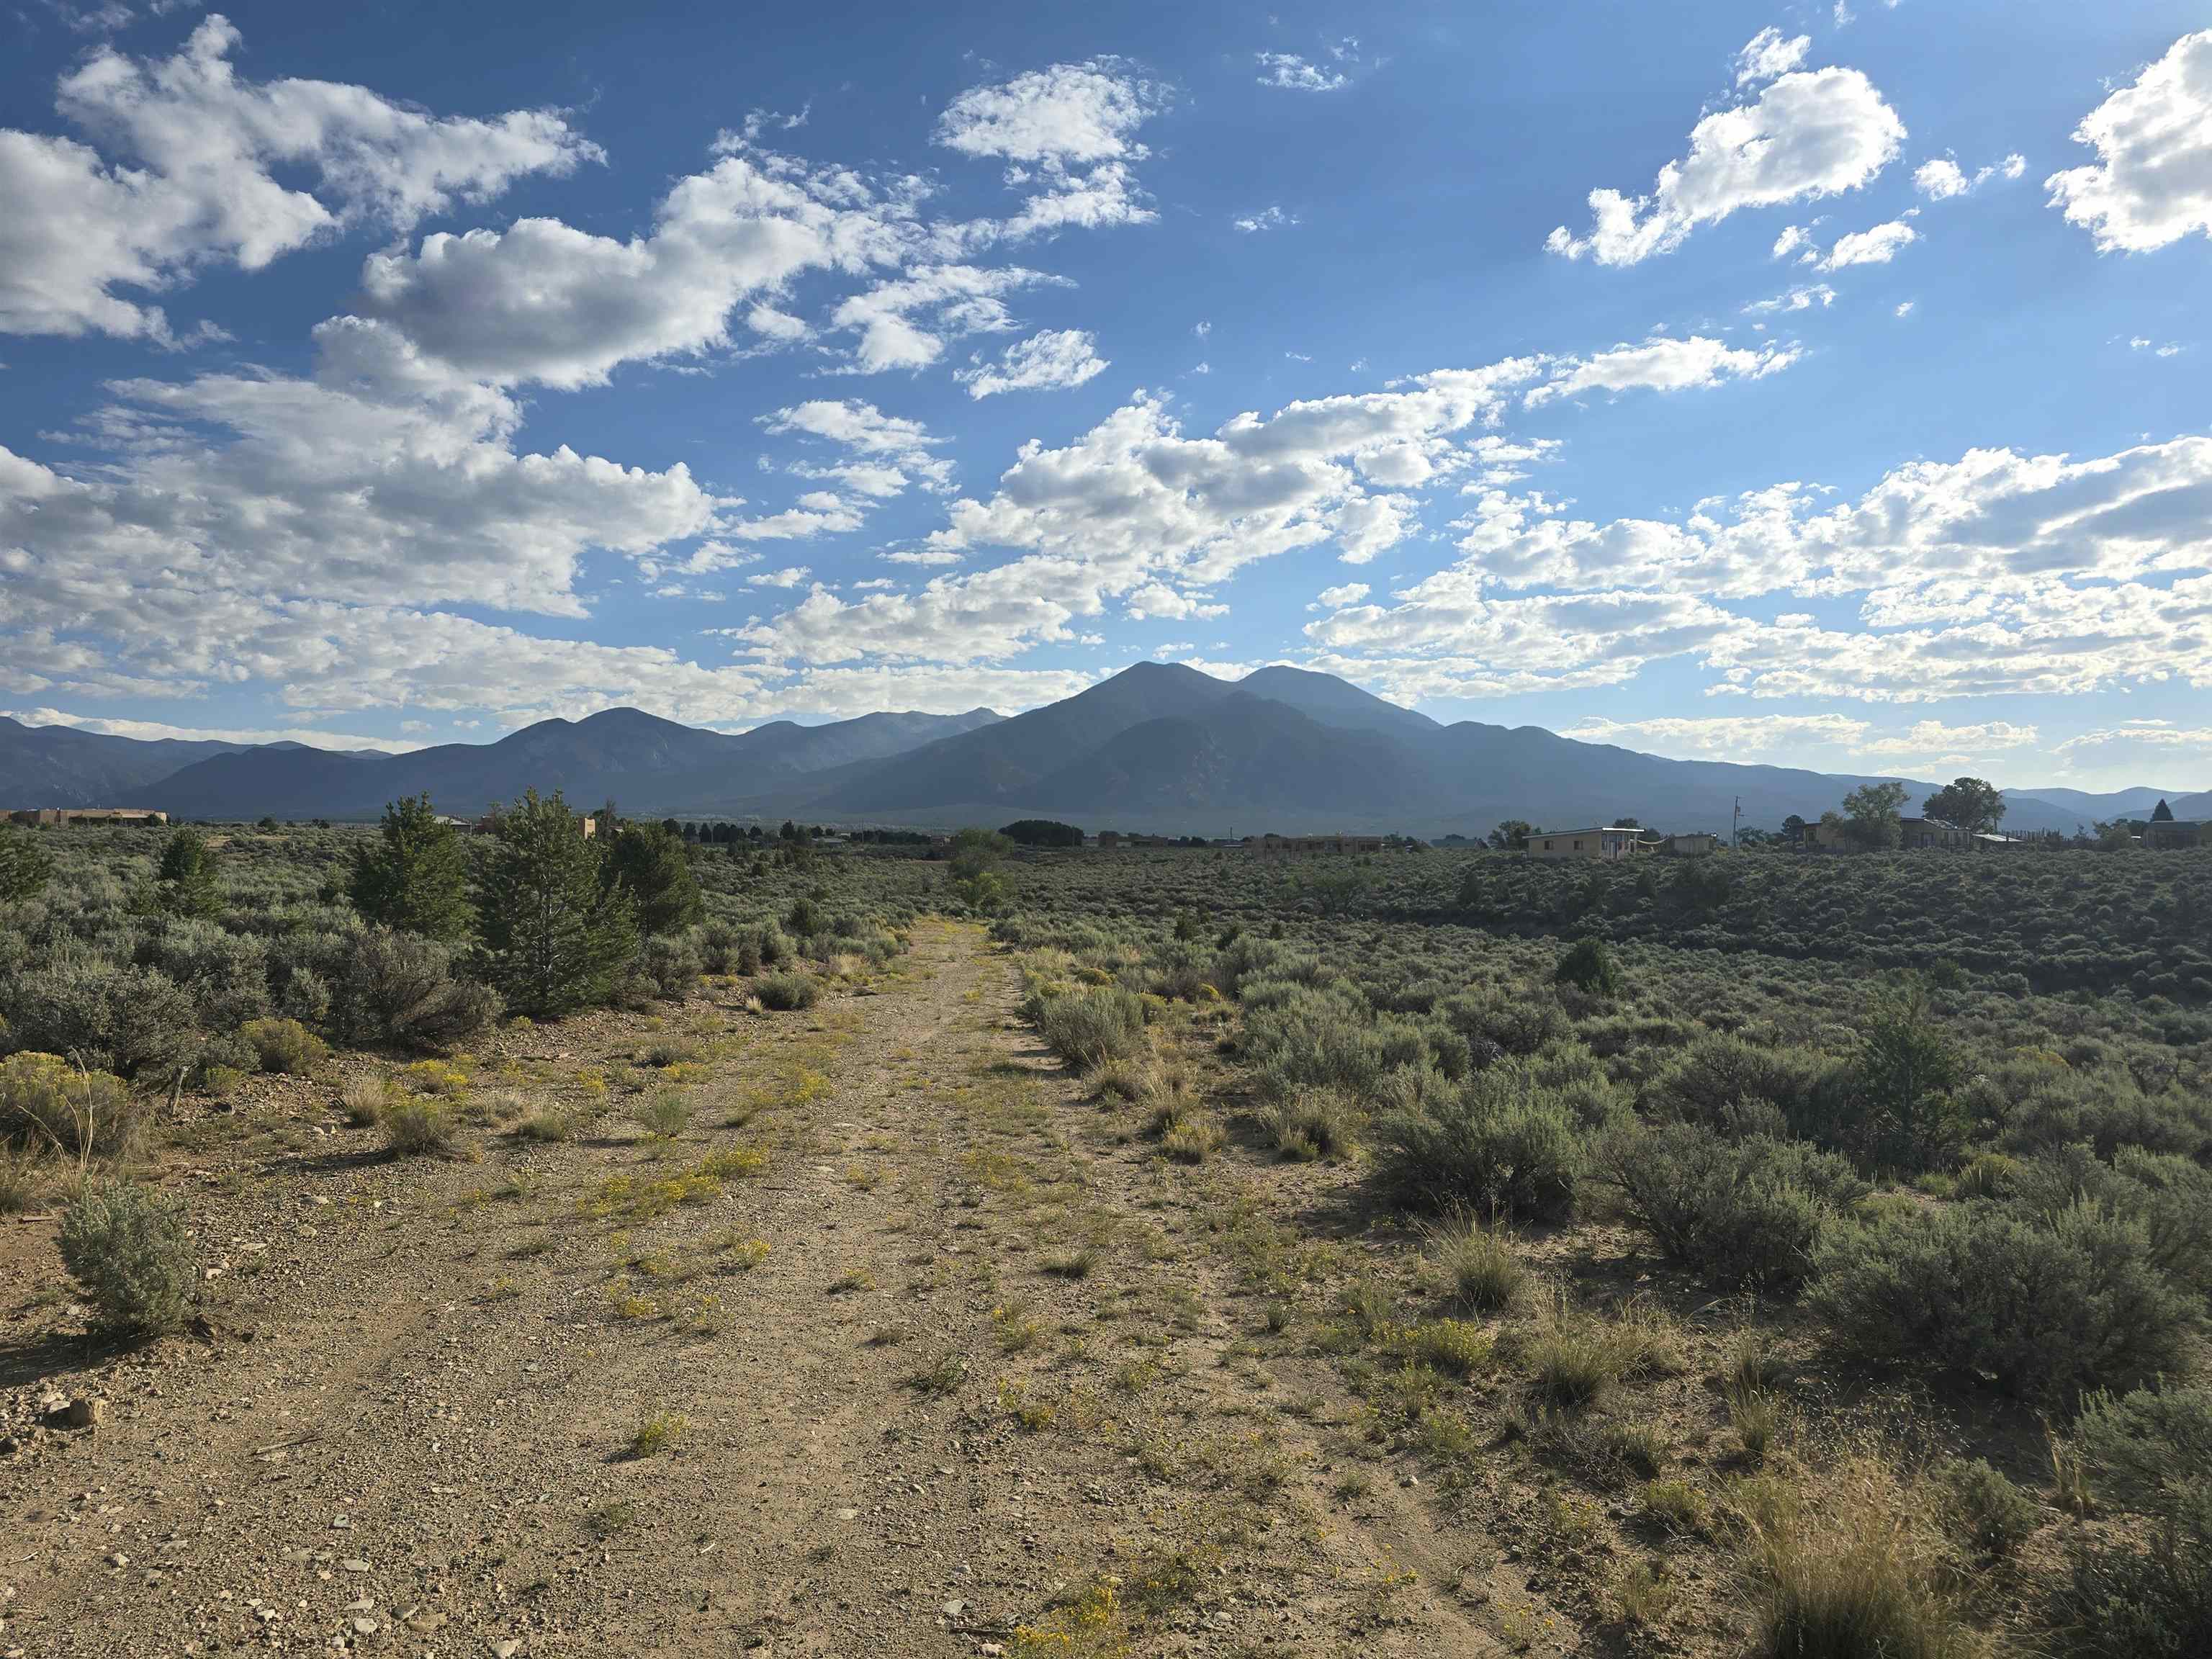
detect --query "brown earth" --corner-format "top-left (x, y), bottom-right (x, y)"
top-left (0, 922), bottom-right (1563, 1658)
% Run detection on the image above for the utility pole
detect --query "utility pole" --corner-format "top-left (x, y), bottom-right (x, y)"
top-left (1732, 796), bottom-right (1741, 850)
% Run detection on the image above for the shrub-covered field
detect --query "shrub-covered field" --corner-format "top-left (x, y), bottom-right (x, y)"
top-left (994, 843), bottom-right (2212, 1655)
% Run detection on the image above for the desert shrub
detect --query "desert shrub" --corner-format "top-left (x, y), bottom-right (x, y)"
top-left (382, 1096), bottom-right (458, 1157)
top-left (756, 927), bottom-right (792, 968)
top-left (1807, 1200), bottom-right (2195, 1403)
top-left (1593, 1120), bottom-right (1866, 1289)
top-left (1516, 1294), bottom-right (1679, 1407)
top-left (2054, 1385), bottom-right (2212, 1658)
top-left (136, 919), bottom-right (272, 1030)
top-left (340, 1074), bottom-right (388, 1126)
top-left (238, 1016), bottom-right (327, 1075)
top-left (2008, 1143), bottom-right (2212, 1297)
top-left (4, 958), bottom-right (199, 1080)
top-left (1555, 936), bottom-right (1624, 999)
top-left (1436, 982), bottom-right (1570, 1056)
top-left (1030, 985), bottom-right (1146, 1073)
top-left (1159, 1110), bottom-right (1227, 1164)
top-left (698, 920), bottom-right (742, 974)
top-left (1734, 1460), bottom-right (1975, 1659)
top-left (1643, 1033), bottom-right (1848, 1139)
top-left (0, 1051), bottom-right (141, 1159)
top-left (631, 1092), bottom-right (690, 1138)
top-left (58, 1180), bottom-right (195, 1336)
top-left (1258, 1087), bottom-right (1364, 1160)
top-left (1370, 1060), bottom-right (1582, 1222)
top-left (756, 971), bottom-right (820, 1012)
top-left (0, 1148), bottom-right (42, 1213)
top-left (641, 934), bottom-right (702, 1001)
top-left (332, 927), bottom-right (499, 1052)
top-left (1937, 1458), bottom-right (2038, 1560)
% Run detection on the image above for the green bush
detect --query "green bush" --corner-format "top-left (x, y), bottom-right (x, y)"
top-left (1937, 1458), bottom-right (2037, 1560)
top-left (1030, 985), bottom-right (1146, 1074)
top-left (1807, 1200), bottom-right (2195, 1403)
top-left (238, 1016), bottom-right (327, 1075)
top-left (641, 934), bottom-right (702, 1001)
top-left (0, 1051), bottom-right (142, 1159)
top-left (1258, 1088), bottom-right (1363, 1160)
top-left (756, 971), bottom-right (820, 1012)
top-left (5, 958), bottom-right (199, 1080)
top-left (1555, 936), bottom-right (1624, 999)
top-left (58, 1181), bottom-right (195, 1336)
top-left (1593, 1121), bottom-right (1865, 1289)
top-left (1370, 1061), bottom-right (1581, 1223)
top-left (2056, 1385), bottom-right (2212, 1658)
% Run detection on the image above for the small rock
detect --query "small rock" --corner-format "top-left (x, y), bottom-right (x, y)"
top-left (941, 1598), bottom-right (968, 1619)
top-left (493, 1642), bottom-right (521, 1659)
top-left (352, 1617), bottom-right (378, 1636)
top-left (60, 1398), bottom-right (104, 1431)
top-left (340, 1559), bottom-right (371, 1573)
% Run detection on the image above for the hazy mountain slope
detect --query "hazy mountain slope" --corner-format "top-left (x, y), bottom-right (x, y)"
top-left (2005, 786), bottom-right (2177, 822)
top-left (1233, 665), bottom-right (1439, 741)
top-left (0, 716), bottom-right (251, 809)
top-left (145, 707), bottom-right (1004, 820)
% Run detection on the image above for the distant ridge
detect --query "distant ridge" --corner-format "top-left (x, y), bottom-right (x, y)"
top-left (2, 672), bottom-right (2189, 837)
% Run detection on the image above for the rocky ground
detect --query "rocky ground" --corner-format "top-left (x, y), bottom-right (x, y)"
top-left (0, 922), bottom-right (1557, 1658)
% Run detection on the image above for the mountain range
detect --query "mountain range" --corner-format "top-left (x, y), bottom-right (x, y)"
top-left (5, 666), bottom-right (2206, 837)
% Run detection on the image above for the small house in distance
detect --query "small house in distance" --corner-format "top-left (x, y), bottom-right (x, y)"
top-left (1525, 827), bottom-right (1650, 863)
top-left (1900, 817), bottom-right (1973, 850)
top-left (3, 806), bottom-right (168, 827)
top-left (1660, 832), bottom-right (1719, 856)
top-left (1255, 832), bottom-right (1389, 855)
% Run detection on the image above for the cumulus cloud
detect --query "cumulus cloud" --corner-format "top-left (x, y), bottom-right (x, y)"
top-left (1819, 217), bottom-right (1918, 268)
top-left (1256, 51), bottom-right (1346, 92)
top-left (1745, 284), bottom-right (1836, 313)
top-left (956, 328), bottom-right (1107, 397)
top-left (3, 708), bottom-right (422, 753)
top-left (1310, 583), bottom-right (1370, 611)
top-left (0, 14), bottom-right (595, 340)
top-left (1524, 335), bottom-right (1799, 406)
top-left (1735, 28), bottom-right (1811, 86)
top-left (936, 58), bottom-right (1163, 165)
top-left (2046, 31), bottom-right (2212, 251)
top-left (1915, 151), bottom-right (2026, 200)
top-left (1560, 712), bottom-right (2038, 768)
top-left (1547, 65), bottom-right (1905, 264)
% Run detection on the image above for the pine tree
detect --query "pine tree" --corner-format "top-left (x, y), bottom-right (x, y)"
top-left (604, 820), bottom-right (703, 937)
top-left (349, 794), bottom-right (472, 940)
top-left (155, 827), bottom-right (222, 919)
top-left (0, 822), bottom-right (53, 905)
top-left (475, 791), bottom-right (637, 1016)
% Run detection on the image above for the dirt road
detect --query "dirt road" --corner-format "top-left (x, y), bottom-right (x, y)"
top-left (2, 923), bottom-right (1543, 1657)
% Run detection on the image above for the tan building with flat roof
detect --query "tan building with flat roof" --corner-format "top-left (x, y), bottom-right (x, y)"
top-left (1524, 827), bottom-right (1648, 862)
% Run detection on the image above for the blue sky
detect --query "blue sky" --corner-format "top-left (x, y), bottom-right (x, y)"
top-left (3, 1), bottom-right (2209, 791)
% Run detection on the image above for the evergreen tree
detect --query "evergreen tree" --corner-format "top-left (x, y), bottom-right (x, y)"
top-left (605, 819), bottom-right (703, 937)
top-left (476, 790), bottom-right (637, 1016)
top-left (349, 794), bottom-right (472, 940)
top-left (155, 827), bottom-right (222, 919)
top-left (0, 822), bottom-right (53, 905)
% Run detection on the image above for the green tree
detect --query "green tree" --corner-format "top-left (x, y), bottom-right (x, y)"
top-left (605, 819), bottom-right (703, 936)
top-left (1851, 976), bottom-right (1964, 1170)
top-left (0, 822), bottom-right (53, 905)
top-left (1923, 776), bottom-right (2006, 834)
top-left (475, 790), bottom-right (638, 1017)
top-left (349, 794), bottom-right (472, 940)
top-left (948, 827), bottom-right (1012, 881)
top-left (1840, 781), bottom-right (1908, 850)
top-left (1000, 818), bottom-right (1084, 848)
top-left (154, 827), bottom-right (222, 919)
top-left (1488, 819), bottom-right (1533, 851)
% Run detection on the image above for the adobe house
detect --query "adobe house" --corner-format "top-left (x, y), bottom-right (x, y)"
top-left (1524, 827), bottom-right (1650, 862)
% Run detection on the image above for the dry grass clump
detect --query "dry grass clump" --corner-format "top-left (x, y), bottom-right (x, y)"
top-left (383, 1095), bottom-right (459, 1158)
top-left (1426, 1212), bottom-right (1530, 1313)
top-left (1731, 1457), bottom-right (1979, 1659)
top-left (1258, 1087), bottom-right (1364, 1161)
top-left (340, 1074), bottom-right (389, 1126)
top-left (1516, 1291), bottom-right (1683, 1408)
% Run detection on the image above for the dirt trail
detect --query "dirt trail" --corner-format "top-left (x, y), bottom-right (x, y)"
top-left (2, 923), bottom-right (1546, 1658)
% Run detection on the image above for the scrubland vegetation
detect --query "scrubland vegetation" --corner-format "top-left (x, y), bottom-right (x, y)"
top-left (9, 810), bottom-right (2212, 1655)
top-left (994, 842), bottom-right (2212, 1655)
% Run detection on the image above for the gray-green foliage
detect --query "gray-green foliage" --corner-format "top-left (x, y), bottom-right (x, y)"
top-left (1594, 1120), bottom-right (1865, 1288)
top-left (59, 1181), bottom-right (195, 1336)
top-left (1029, 985), bottom-right (1146, 1073)
top-left (332, 926), bottom-right (499, 1051)
top-left (1807, 1199), bottom-right (2194, 1403)
top-left (0, 823), bottom-right (54, 905)
top-left (2056, 1385), bottom-right (2212, 1658)
top-left (1370, 1059), bottom-right (1583, 1222)
top-left (5, 957), bottom-right (199, 1079)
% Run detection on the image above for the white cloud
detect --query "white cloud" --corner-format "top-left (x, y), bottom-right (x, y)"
top-left (1819, 217), bottom-right (1917, 268)
top-left (935, 58), bottom-right (1163, 166)
top-left (956, 328), bottom-right (1107, 397)
top-left (1745, 284), bottom-right (1837, 313)
top-left (1895, 300), bottom-right (1916, 317)
top-left (2128, 336), bottom-right (2186, 358)
top-left (1914, 151), bottom-right (2026, 200)
top-left (1524, 335), bottom-right (1800, 406)
top-left (4, 708), bottom-right (422, 754)
top-left (1233, 205), bottom-right (1296, 233)
top-left (1559, 712), bottom-right (2038, 769)
top-left (827, 263), bottom-right (1053, 373)
top-left (745, 565), bottom-right (813, 587)
top-left (1548, 66), bottom-right (1905, 264)
top-left (2047, 31), bottom-right (2212, 252)
top-left (1735, 28), bottom-right (1811, 86)
top-left (1256, 50), bottom-right (1348, 92)
top-left (0, 16), bottom-right (595, 340)
top-left (1310, 583), bottom-right (1370, 611)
